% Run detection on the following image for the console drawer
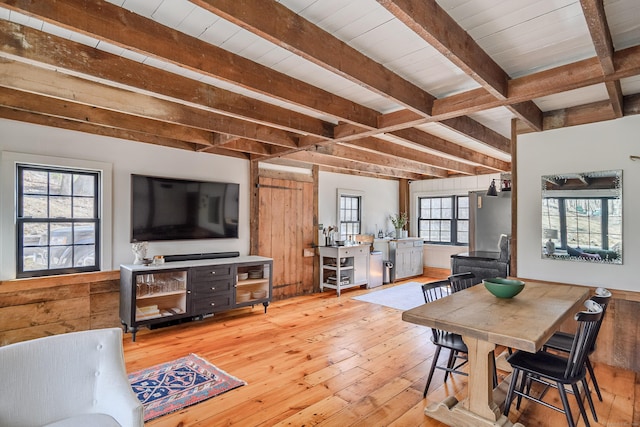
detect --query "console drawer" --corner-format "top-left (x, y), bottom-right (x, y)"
top-left (191, 277), bottom-right (233, 294)
top-left (191, 265), bottom-right (233, 282)
top-left (192, 293), bottom-right (232, 314)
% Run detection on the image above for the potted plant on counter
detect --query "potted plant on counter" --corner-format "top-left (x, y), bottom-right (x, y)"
top-left (390, 213), bottom-right (408, 238)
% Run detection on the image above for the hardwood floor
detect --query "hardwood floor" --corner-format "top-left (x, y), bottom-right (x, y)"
top-left (122, 277), bottom-right (639, 426)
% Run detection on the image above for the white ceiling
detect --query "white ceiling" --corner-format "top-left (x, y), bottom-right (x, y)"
top-left (1, 0), bottom-right (639, 175)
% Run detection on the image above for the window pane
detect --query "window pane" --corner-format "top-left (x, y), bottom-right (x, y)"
top-left (74, 244), bottom-right (96, 267)
top-left (458, 196), bottom-right (469, 220)
top-left (50, 196), bottom-right (72, 218)
top-left (457, 220), bottom-right (469, 244)
top-left (75, 223), bottom-right (96, 245)
top-left (49, 172), bottom-right (72, 196)
top-left (73, 174), bottom-right (95, 197)
top-left (22, 223), bottom-right (48, 271)
top-left (73, 197), bottom-right (95, 218)
top-left (22, 195), bottom-right (48, 218)
top-left (22, 170), bottom-right (48, 194)
top-left (23, 222), bottom-right (44, 245)
top-left (50, 223), bottom-right (73, 245)
top-left (50, 245), bottom-right (73, 268)
top-left (23, 250), bottom-right (47, 271)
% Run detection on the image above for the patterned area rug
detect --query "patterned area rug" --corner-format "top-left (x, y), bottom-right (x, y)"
top-left (352, 281), bottom-right (424, 310)
top-left (128, 353), bottom-right (246, 421)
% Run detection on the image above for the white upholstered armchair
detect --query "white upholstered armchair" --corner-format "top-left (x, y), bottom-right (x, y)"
top-left (0, 328), bottom-right (143, 427)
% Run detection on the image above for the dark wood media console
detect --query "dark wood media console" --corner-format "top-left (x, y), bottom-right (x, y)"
top-left (120, 255), bottom-right (273, 341)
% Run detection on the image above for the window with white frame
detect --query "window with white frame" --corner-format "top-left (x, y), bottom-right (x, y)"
top-left (338, 193), bottom-right (362, 241)
top-left (16, 164), bottom-right (100, 278)
top-left (418, 195), bottom-right (469, 245)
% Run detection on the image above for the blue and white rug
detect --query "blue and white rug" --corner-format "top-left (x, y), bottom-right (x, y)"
top-left (352, 281), bottom-right (425, 311)
top-left (129, 353), bottom-right (246, 421)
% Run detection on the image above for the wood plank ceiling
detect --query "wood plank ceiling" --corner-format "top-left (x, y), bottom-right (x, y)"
top-left (0, 0), bottom-right (639, 180)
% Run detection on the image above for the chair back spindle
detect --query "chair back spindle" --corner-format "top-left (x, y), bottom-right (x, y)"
top-left (421, 280), bottom-right (451, 341)
top-left (448, 272), bottom-right (478, 293)
top-left (565, 300), bottom-right (603, 379)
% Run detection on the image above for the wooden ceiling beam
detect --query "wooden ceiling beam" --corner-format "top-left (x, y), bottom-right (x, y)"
top-left (440, 117), bottom-right (511, 154)
top-left (347, 137), bottom-right (477, 175)
top-left (283, 150), bottom-right (426, 180)
top-left (388, 127), bottom-right (510, 172)
top-left (201, 138), bottom-right (287, 156)
top-left (333, 112), bottom-right (510, 155)
top-left (0, 86), bottom-right (218, 147)
top-left (623, 93), bottom-right (640, 115)
top-left (434, 45), bottom-right (640, 120)
top-left (541, 100), bottom-right (617, 131)
top-left (0, 21), bottom-right (335, 138)
top-left (0, 106), bottom-right (212, 153)
top-left (193, 0), bottom-right (520, 151)
top-left (580, 0), bottom-right (615, 75)
top-left (313, 143), bottom-right (448, 178)
top-left (580, 0), bottom-right (623, 118)
top-left (0, 0), bottom-right (379, 129)
top-left (0, 59), bottom-right (300, 148)
top-left (316, 165), bottom-right (402, 181)
top-left (193, 0), bottom-right (434, 116)
top-left (541, 93), bottom-right (640, 130)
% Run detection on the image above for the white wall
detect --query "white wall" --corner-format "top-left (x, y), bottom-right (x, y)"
top-left (0, 119), bottom-right (250, 280)
top-left (518, 114), bottom-right (640, 292)
top-left (410, 174), bottom-right (500, 269)
top-left (318, 171), bottom-right (398, 238)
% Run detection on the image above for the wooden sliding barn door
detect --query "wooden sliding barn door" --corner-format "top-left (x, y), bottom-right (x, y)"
top-left (251, 164), bottom-right (317, 300)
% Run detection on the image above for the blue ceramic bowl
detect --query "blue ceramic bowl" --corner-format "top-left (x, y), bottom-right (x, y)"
top-left (483, 278), bottom-right (525, 298)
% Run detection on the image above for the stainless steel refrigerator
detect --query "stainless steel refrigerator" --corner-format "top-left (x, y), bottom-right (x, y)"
top-left (469, 190), bottom-right (511, 252)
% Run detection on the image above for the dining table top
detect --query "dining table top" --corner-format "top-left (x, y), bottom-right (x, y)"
top-left (402, 279), bottom-right (590, 353)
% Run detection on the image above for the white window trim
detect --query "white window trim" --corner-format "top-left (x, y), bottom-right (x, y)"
top-left (0, 151), bottom-right (113, 280)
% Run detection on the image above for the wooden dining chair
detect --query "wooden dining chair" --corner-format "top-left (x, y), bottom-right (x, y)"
top-left (447, 272), bottom-right (479, 293)
top-left (420, 280), bottom-right (469, 397)
top-left (543, 288), bottom-right (612, 402)
top-left (503, 299), bottom-right (603, 427)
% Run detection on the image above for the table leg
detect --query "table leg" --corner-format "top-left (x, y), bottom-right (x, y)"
top-left (423, 336), bottom-right (525, 427)
top-left (464, 337), bottom-right (501, 420)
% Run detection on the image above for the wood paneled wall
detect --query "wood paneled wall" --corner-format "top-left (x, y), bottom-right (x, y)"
top-left (549, 284), bottom-right (640, 373)
top-left (0, 271), bottom-right (120, 345)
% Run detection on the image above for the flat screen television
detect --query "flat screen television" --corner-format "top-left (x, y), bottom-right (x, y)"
top-left (131, 174), bottom-right (239, 242)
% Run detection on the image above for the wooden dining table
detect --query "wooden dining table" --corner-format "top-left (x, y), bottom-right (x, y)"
top-left (402, 279), bottom-right (589, 427)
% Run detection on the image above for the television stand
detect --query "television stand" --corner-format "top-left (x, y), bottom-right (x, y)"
top-left (120, 255), bottom-right (271, 341)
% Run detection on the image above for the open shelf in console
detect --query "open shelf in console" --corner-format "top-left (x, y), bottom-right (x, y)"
top-left (236, 262), bottom-right (271, 305)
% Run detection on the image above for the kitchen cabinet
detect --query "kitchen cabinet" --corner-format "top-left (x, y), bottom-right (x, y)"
top-left (120, 256), bottom-right (272, 341)
top-left (390, 238), bottom-right (424, 281)
top-left (373, 238), bottom-right (424, 282)
top-left (318, 245), bottom-right (369, 296)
